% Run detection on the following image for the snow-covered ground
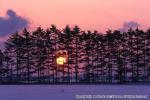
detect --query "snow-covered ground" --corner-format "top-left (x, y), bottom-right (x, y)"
top-left (0, 85), bottom-right (149, 100)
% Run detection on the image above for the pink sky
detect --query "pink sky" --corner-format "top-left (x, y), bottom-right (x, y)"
top-left (1, 0), bottom-right (150, 32)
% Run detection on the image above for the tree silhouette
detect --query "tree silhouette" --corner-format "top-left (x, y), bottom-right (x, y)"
top-left (1, 25), bottom-right (150, 84)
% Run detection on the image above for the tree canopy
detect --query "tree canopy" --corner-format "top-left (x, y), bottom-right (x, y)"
top-left (0, 25), bottom-right (150, 84)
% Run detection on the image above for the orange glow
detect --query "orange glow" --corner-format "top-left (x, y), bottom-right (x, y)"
top-left (56, 56), bottom-right (66, 65)
top-left (1, 0), bottom-right (150, 32)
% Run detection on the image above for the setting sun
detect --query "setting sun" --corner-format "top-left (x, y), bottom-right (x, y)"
top-left (56, 56), bottom-right (66, 65)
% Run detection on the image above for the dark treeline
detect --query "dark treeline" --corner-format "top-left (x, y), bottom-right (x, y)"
top-left (0, 25), bottom-right (150, 84)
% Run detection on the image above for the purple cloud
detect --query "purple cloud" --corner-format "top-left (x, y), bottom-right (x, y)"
top-left (119, 21), bottom-right (140, 32)
top-left (0, 9), bottom-right (30, 36)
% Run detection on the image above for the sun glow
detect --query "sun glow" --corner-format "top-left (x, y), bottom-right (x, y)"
top-left (56, 56), bottom-right (66, 65)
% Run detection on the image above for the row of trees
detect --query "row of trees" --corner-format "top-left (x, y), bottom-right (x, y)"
top-left (0, 25), bottom-right (150, 84)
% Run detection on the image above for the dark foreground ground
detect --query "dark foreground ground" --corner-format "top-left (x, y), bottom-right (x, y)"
top-left (0, 85), bottom-right (149, 100)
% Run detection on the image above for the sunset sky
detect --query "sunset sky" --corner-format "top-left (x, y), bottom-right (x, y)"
top-left (0, 0), bottom-right (150, 49)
